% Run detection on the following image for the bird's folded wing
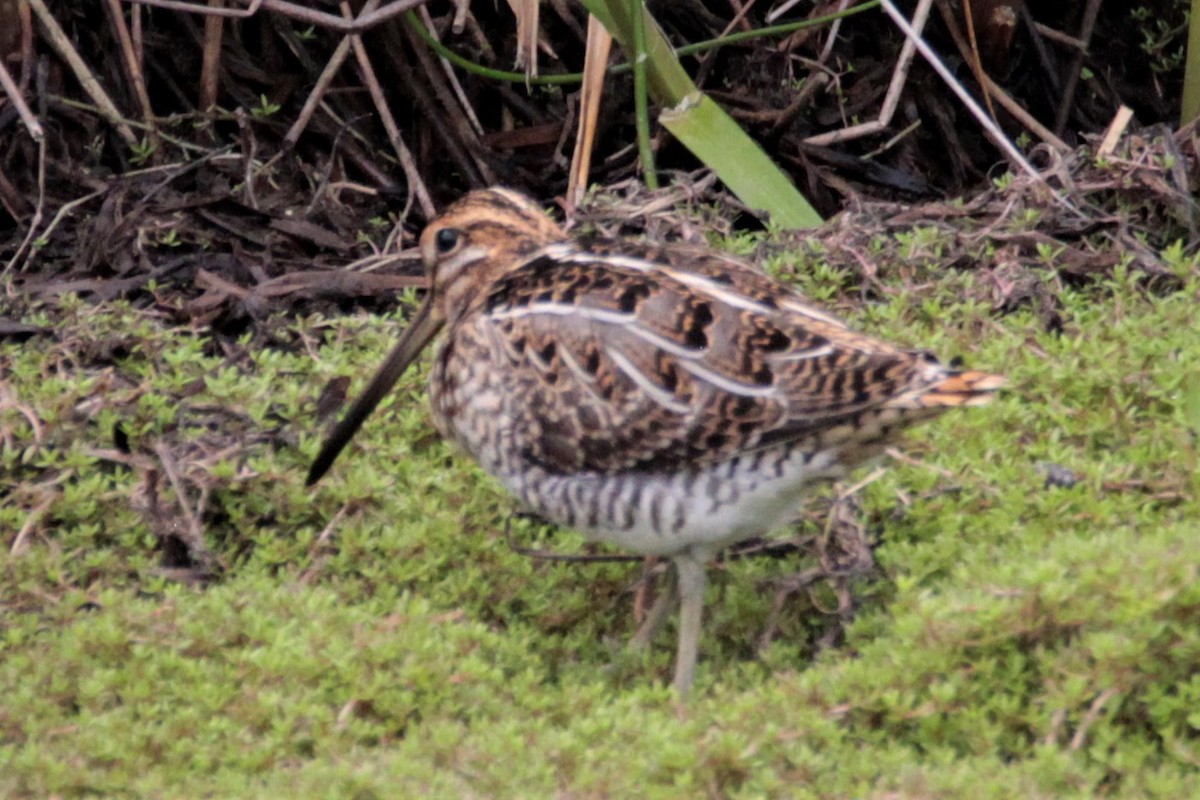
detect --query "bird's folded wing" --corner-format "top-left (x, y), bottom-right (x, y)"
top-left (469, 243), bottom-right (961, 475)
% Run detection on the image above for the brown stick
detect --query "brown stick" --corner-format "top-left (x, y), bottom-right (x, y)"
top-left (199, 0), bottom-right (225, 110)
top-left (0, 52), bottom-right (42, 140)
top-left (400, 16), bottom-right (496, 185)
top-left (343, 1), bottom-right (435, 218)
top-left (282, 20), bottom-right (357, 148)
top-left (959, 0), bottom-right (999, 121)
top-left (567, 16), bottom-right (613, 208)
top-left (121, 0), bottom-right (430, 34)
top-left (102, 0), bottom-right (156, 124)
top-left (1052, 0), bottom-right (1102, 136)
top-left (933, 0), bottom-right (1069, 154)
top-left (25, 0), bottom-right (138, 146)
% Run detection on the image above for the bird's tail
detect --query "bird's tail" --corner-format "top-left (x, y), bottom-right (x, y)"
top-left (914, 370), bottom-right (1006, 408)
top-left (883, 368), bottom-right (1006, 412)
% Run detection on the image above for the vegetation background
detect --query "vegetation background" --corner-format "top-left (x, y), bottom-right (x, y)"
top-left (2, 0), bottom-right (1199, 796)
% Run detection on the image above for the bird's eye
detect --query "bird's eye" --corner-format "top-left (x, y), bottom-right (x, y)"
top-left (435, 228), bottom-right (462, 255)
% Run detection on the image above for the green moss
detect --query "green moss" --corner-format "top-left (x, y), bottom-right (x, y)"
top-left (2, 237), bottom-right (1199, 796)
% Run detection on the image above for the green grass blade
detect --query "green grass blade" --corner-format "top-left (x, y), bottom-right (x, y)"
top-left (660, 92), bottom-right (821, 229)
top-left (1183, 0), bottom-right (1200, 125)
top-left (629, 0), bottom-right (658, 189)
top-left (581, 0), bottom-right (823, 229)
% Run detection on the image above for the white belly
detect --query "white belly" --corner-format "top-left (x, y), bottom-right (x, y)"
top-left (498, 444), bottom-right (848, 559)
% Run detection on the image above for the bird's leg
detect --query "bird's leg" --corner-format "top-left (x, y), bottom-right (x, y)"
top-left (631, 563), bottom-right (676, 650)
top-left (671, 553), bottom-right (708, 698)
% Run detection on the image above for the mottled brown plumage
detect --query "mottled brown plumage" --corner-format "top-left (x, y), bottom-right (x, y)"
top-left (308, 187), bottom-right (1004, 697)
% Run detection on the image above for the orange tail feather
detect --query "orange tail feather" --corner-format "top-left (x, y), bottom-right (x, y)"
top-left (917, 370), bottom-right (1006, 408)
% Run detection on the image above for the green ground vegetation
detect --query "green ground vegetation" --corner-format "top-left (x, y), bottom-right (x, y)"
top-left (3, 228), bottom-right (1199, 798)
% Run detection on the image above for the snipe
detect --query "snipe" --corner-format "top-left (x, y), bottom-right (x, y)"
top-left (307, 187), bottom-right (1003, 697)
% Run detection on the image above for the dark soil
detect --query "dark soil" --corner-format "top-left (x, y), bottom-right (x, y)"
top-left (0, 0), bottom-right (1196, 322)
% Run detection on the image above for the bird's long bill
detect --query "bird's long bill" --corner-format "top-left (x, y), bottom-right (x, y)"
top-left (306, 299), bottom-right (442, 486)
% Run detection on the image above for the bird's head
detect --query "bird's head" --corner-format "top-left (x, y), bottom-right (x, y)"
top-left (307, 187), bottom-right (564, 485)
top-left (419, 187), bottom-right (567, 327)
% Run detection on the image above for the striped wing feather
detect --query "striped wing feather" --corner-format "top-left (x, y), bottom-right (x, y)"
top-left (470, 241), bottom-right (963, 475)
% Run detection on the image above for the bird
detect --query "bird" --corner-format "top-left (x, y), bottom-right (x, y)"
top-left (307, 186), bottom-right (1004, 698)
